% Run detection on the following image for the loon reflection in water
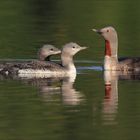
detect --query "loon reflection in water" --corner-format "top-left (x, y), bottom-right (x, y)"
top-left (0, 67), bottom-right (140, 114)
top-left (0, 73), bottom-right (84, 106)
top-left (102, 71), bottom-right (118, 125)
top-left (102, 70), bottom-right (140, 125)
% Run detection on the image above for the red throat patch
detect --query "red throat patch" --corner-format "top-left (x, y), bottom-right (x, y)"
top-left (105, 40), bottom-right (111, 57)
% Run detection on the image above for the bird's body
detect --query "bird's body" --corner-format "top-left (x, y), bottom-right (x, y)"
top-left (0, 44), bottom-right (61, 75)
top-left (118, 57), bottom-right (140, 71)
top-left (1, 43), bottom-right (87, 78)
top-left (93, 26), bottom-right (140, 71)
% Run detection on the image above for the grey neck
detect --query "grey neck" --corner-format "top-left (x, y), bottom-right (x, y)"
top-left (61, 52), bottom-right (74, 69)
top-left (110, 41), bottom-right (118, 61)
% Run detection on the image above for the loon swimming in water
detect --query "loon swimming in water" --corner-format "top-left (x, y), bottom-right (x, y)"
top-left (93, 26), bottom-right (140, 71)
top-left (37, 44), bottom-right (61, 61)
top-left (0, 44), bottom-right (61, 74)
top-left (1, 42), bottom-right (87, 77)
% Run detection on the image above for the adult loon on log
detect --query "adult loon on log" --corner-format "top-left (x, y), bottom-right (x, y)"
top-left (1, 42), bottom-right (87, 77)
top-left (93, 26), bottom-right (140, 71)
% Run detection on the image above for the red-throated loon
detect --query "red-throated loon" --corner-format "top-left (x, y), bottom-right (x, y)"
top-left (37, 44), bottom-right (61, 61)
top-left (93, 26), bottom-right (140, 71)
top-left (1, 42), bottom-right (87, 77)
top-left (0, 44), bottom-right (61, 74)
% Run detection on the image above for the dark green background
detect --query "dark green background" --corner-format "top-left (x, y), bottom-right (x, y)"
top-left (0, 0), bottom-right (140, 140)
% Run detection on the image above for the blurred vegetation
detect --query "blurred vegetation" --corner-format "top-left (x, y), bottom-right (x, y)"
top-left (0, 0), bottom-right (140, 60)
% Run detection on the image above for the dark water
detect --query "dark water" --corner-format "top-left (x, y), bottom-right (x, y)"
top-left (0, 0), bottom-right (140, 140)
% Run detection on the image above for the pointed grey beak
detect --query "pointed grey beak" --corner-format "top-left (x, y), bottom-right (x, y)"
top-left (92, 29), bottom-right (102, 34)
top-left (80, 46), bottom-right (88, 50)
top-left (56, 50), bottom-right (61, 54)
top-left (54, 49), bottom-right (61, 54)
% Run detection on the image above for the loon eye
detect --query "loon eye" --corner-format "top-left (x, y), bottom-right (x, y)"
top-left (50, 48), bottom-right (54, 51)
top-left (107, 30), bottom-right (109, 33)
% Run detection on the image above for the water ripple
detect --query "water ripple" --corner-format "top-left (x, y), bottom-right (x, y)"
top-left (77, 66), bottom-right (103, 71)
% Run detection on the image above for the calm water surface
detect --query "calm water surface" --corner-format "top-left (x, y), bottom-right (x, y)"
top-left (0, 0), bottom-right (140, 140)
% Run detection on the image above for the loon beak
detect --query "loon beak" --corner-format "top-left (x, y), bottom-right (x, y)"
top-left (92, 29), bottom-right (102, 34)
top-left (80, 46), bottom-right (88, 50)
top-left (57, 50), bottom-right (61, 54)
top-left (55, 49), bottom-right (61, 54)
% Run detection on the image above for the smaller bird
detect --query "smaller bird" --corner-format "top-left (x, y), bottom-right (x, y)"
top-left (0, 44), bottom-right (61, 74)
top-left (37, 44), bottom-right (61, 61)
top-left (1, 42), bottom-right (87, 78)
top-left (92, 26), bottom-right (140, 71)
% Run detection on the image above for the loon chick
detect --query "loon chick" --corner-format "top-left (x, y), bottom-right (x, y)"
top-left (93, 26), bottom-right (140, 71)
top-left (60, 42), bottom-right (87, 75)
top-left (2, 42), bottom-right (87, 77)
top-left (0, 44), bottom-right (61, 74)
top-left (37, 44), bottom-right (61, 61)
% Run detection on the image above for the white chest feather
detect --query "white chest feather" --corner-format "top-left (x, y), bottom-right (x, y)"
top-left (68, 64), bottom-right (76, 74)
top-left (104, 56), bottom-right (112, 70)
top-left (104, 56), bottom-right (118, 71)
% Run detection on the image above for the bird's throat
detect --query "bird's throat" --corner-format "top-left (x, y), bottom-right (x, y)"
top-left (105, 40), bottom-right (112, 57)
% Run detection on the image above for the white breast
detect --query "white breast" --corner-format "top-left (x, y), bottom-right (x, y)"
top-left (104, 56), bottom-right (112, 70)
top-left (18, 68), bottom-right (76, 79)
top-left (68, 64), bottom-right (76, 74)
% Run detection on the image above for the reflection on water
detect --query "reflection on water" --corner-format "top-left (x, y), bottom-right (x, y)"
top-left (102, 70), bottom-right (140, 125)
top-left (38, 76), bottom-right (84, 106)
top-left (0, 65), bottom-right (140, 139)
top-left (0, 71), bottom-right (84, 106)
top-left (1, 65), bottom-right (140, 123)
top-left (103, 71), bottom-right (118, 125)
top-left (61, 77), bottom-right (84, 105)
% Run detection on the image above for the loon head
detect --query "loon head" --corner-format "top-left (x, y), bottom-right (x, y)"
top-left (92, 26), bottom-right (118, 43)
top-left (92, 26), bottom-right (118, 58)
top-left (62, 42), bottom-right (87, 56)
top-left (38, 44), bottom-right (61, 61)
